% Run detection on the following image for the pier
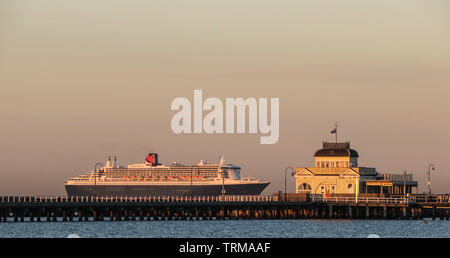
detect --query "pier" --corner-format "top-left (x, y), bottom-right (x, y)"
top-left (0, 194), bottom-right (449, 222)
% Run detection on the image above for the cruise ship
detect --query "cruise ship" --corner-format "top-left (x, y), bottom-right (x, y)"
top-left (64, 153), bottom-right (270, 196)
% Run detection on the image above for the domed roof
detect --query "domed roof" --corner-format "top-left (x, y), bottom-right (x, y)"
top-left (313, 142), bottom-right (359, 158)
top-left (314, 148), bottom-right (359, 157)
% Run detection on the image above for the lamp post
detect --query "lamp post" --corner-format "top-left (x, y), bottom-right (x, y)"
top-left (219, 155), bottom-right (226, 197)
top-left (94, 163), bottom-right (104, 197)
top-left (222, 174), bottom-right (225, 196)
top-left (190, 166), bottom-right (193, 187)
top-left (403, 171), bottom-right (407, 196)
top-left (284, 167), bottom-right (294, 201)
top-left (427, 164), bottom-right (436, 195)
top-left (221, 169), bottom-right (226, 196)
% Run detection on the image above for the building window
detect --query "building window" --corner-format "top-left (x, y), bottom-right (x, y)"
top-left (298, 183), bottom-right (312, 192)
top-left (347, 183), bottom-right (354, 193)
top-left (320, 186), bottom-right (325, 194)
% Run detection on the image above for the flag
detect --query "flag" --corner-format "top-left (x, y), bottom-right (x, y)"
top-left (330, 128), bottom-right (337, 134)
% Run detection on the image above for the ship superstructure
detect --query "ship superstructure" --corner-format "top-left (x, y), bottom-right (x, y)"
top-left (65, 153), bottom-right (270, 196)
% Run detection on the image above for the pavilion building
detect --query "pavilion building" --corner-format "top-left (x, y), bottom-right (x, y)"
top-left (294, 141), bottom-right (418, 195)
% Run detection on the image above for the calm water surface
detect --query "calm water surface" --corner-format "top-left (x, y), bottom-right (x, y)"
top-left (0, 219), bottom-right (449, 238)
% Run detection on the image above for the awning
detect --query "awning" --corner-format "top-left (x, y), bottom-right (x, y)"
top-left (365, 181), bottom-right (393, 187)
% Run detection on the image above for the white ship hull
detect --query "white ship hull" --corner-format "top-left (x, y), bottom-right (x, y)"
top-left (65, 181), bottom-right (270, 196)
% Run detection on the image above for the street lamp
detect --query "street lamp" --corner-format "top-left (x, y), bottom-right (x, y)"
top-left (94, 163), bottom-right (104, 197)
top-left (190, 166), bottom-right (193, 187)
top-left (284, 167), bottom-right (294, 201)
top-left (220, 168), bottom-right (226, 197)
top-left (403, 171), bottom-right (407, 196)
top-left (219, 156), bottom-right (226, 197)
top-left (427, 164), bottom-right (436, 195)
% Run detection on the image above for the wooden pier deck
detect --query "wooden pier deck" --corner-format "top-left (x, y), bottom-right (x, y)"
top-left (0, 194), bottom-right (449, 222)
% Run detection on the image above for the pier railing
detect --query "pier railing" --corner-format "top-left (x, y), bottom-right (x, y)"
top-left (310, 196), bottom-right (409, 204)
top-left (0, 195), bottom-right (279, 204)
top-left (307, 195), bottom-right (450, 205)
top-left (1, 195), bottom-right (450, 205)
top-left (409, 195), bottom-right (450, 204)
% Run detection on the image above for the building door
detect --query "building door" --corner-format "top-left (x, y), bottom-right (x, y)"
top-left (325, 186), bottom-right (331, 197)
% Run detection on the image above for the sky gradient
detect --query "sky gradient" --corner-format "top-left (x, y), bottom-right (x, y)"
top-left (1, 0), bottom-right (449, 195)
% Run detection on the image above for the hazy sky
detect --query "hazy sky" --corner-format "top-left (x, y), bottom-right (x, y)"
top-left (1, 1), bottom-right (449, 195)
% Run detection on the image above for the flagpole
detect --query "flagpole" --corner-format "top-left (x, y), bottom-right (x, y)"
top-left (335, 122), bottom-right (338, 143)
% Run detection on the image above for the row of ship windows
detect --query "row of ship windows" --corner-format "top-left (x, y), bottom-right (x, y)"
top-left (106, 173), bottom-right (218, 177)
top-left (108, 168), bottom-right (221, 172)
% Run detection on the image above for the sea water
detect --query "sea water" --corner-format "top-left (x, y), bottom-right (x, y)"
top-left (0, 219), bottom-right (449, 238)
